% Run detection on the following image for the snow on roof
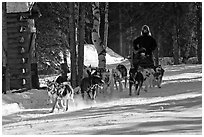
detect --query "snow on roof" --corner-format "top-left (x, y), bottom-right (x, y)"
top-left (67, 44), bottom-right (127, 67)
top-left (84, 44), bottom-right (127, 66)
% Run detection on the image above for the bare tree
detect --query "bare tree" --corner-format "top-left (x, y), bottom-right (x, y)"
top-left (172, 3), bottom-right (180, 65)
top-left (69, 2), bottom-right (77, 88)
top-left (196, 2), bottom-right (202, 64)
top-left (154, 31), bottom-right (161, 66)
top-left (119, 3), bottom-right (123, 56)
top-left (103, 2), bottom-right (109, 49)
top-left (92, 2), bottom-right (106, 69)
top-left (78, 2), bottom-right (86, 84)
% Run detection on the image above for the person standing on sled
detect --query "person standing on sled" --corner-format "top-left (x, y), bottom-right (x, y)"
top-left (132, 25), bottom-right (157, 70)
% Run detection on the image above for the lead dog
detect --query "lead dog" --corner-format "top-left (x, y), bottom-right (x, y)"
top-left (47, 81), bottom-right (75, 113)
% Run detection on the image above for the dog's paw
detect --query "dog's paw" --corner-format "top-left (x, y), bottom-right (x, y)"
top-left (49, 110), bottom-right (54, 113)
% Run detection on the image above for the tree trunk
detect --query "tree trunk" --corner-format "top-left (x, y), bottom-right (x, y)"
top-left (172, 3), bottom-right (180, 65)
top-left (92, 2), bottom-right (106, 69)
top-left (103, 2), bottom-right (109, 49)
top-left (75, 2), bottom-right (79, 83)
top-left (78, 2), bottom-right (86, 85)
top-left (172, 24), bottom-right (180, 65)
top-left (99, 3), bottom-right (105, 43)
top-left (119, 5), bottom-right (123, 56)
top-left (196, 3), bottom-right (202, 64)
top-left (154, 32), bottom-right (161, 66)
top-left (69, 2), bottom-right (77, 88)
top-left (183, 43), bottom-right (191, 63)
top-left (130, 26), bottom-right (133, 57)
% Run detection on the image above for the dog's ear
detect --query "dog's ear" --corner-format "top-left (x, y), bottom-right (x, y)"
top-left (91, 69), bottom-right (97, 76)
top-left (87, 69), bottom-right (91, 77)
top-left (84, 65), bottom-right (87, 69)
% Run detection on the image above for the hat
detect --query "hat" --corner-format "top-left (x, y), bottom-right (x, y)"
top-left (141, 25), bottom-right (151, 36)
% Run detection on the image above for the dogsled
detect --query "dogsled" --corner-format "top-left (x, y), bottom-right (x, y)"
top-left (128, 49), bottom-right (164, 96)
top-left (131, 47), bottom-right (155, 69)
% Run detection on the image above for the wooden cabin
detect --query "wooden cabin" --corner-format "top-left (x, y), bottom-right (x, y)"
top-left (2, 2), bottom-right (40, 92)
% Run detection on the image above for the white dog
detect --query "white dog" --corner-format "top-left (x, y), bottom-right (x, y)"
top-left (101, 70), bottom-right (114, 95)
top-left (111, 68), bottom-right (123, 92)
top-left (138, 67), bottom-right (155, 92)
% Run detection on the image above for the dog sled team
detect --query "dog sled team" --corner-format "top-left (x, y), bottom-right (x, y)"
top-left (46, 25), bottom-right (165, 113)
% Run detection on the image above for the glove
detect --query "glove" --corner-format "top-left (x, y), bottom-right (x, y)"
top-left (141, 53), bottom-right (145, 56)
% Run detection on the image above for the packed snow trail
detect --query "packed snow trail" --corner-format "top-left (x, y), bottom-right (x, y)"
top-left (2, 64), bottom-right (202, 135)
top-left (2, 87), bottom-right (202, 135)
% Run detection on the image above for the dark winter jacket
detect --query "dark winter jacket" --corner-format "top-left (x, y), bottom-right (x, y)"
top-left (133, 35), bottom-right (157, 56)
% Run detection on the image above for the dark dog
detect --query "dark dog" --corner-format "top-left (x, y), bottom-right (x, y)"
top-left (116, 64), bottom-right (128, 88)
top-left (153, 65), bottom-right (165, 88)
top-left (80, 70), bottom-right (104, 101)
top-left (55, 75), bottom-right (68, 84)
top-left (129, 67), bottom-right (144, 96)
top-left (83, 65), bottom-right (104, 78)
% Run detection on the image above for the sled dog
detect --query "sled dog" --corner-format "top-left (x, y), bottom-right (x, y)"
top-left (116, 64), bottom-right (128, 88)
top-left (80, 70), bottom-right (104, 101)
top-left (47, 81), bottom-right (75, 113)
top-left (129, 67), bottom-right (144, 96)
top-left (111, 68), bottom-right (123, 91)
top-left (153, 65), bottom-right (165, 88)
top-left (139, 67), bottom-right (155, 91)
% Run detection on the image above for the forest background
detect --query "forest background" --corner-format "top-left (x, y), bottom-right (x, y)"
top-left (34, 2), bottom-right (202, 87)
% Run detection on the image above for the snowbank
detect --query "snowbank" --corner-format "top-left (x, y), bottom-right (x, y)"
top-left (2, 89), bottom-right (50, 116)
top-left (163, 73), bottom-right (202, 81)
top-left (2, 103), bottom-right (21, 116)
